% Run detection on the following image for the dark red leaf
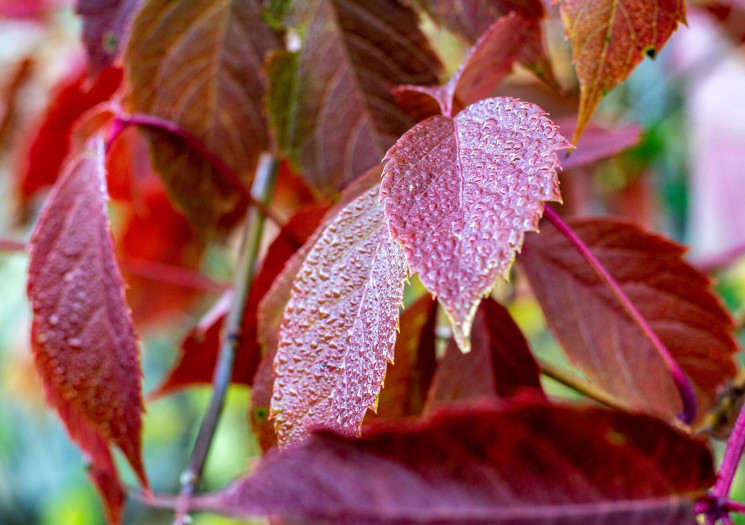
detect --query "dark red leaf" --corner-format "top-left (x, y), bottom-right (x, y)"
top-left (76, 0), bottom-right (142, 75)
top-left (194, 401), bottom-right (715, 524)
top-left (150, 204), bottom-right (328, 398)
top-left (396, 13), bottom-right (536, 119)
top-left (124, 0), bottom-right (280, 229)
top-left (265, 0), bottom-right (441, 193)
top-left (272, 181), bottom-right (408, 446)
top-left (381, 97), bottom-right (571, 352)
top-left (16, 64), bottom-right (123, 204)
top-left (426, 297), bottom-right (544, 409)
top-left (560, 0), bottom-right (686, 142)
top-left (521, 217), bottom-right (738, 424)
top-left (27, 138), bottom-right (148, 500)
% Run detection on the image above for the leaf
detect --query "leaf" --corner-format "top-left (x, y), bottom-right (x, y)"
top-left (272, 182), bottom-right (408, 446)
top-left (426, 297), bottom-right (544, 409)
top-left (76, 0), bottom-right (142, 75)
top-left (414, 0), bottom-right (558, 88)
top-left (395, 13), bottom-right (537, 120)
top-left (265, 0), bottom-right (441, 193)
top-left (77, 421), bottom-right (126, 525)
top-left (558, 118), bottom-right (642, 170)
top-left (381, 97), bottom-right (571, 352)
top-left (16, 64), bottom-right (123, 205)
top-left (560, 0), bottom-right (686, 142)
top-left (194, 401), bottom-right (715, 524)
top-left (150, 204), bottom-right (327, 398)
top-left (520, 217), bottom-right (738, 423)
top-left (124, 0), bottom-right (280, 229)
top-left (370, 294), bottom-right (438, 420)
top-left (27, 138), bottom-right (148, 506)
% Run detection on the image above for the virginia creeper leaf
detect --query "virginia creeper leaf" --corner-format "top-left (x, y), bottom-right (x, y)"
top-left (395, 13), bottom-right (536, 120)
top-left (76, 0), bottom-right (141, 75)
top-left (124, 0), bottom-right (280, 229)
top-left (381, 97), bottom-right (571, 352)
top-left (27, 138), bottom-right (148, 494)
top-left (557, 118), bottom-right (642, 170)
top-left (194, 401), bottom-right (715, 524)
top-left (414, 0), bottom-right (559, 89)
top-left (150, 204), bottom-right (327, 397)
top-left (521, 218), bottom-right (738, 424)
top-left (272, 182), bottom-right (408, 446)
top-left (17, 64), bottom-right (123, 205)
top-left (560, 0), bottom-right (686, 142)
top-left (426, 297), bottom-right (544, 409)
top-left (265, 0), bottom-right (441, 193)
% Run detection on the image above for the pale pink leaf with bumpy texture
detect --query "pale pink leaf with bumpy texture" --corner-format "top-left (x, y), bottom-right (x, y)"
top-left (521, 218), bottom-right (738, 424)
top-left (27, 138), bottom-right (147, 491)
top-left (192, 401), bottom-right (714, 524)
top-left (271, 182), bottom-right (408, 446)
top-left (381, 97), bottom-right (571, 352)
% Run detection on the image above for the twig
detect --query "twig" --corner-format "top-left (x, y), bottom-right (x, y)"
top-left (172, 154), bottom-right (279, 525)
top-left (537, 358), bottom-right (630, 413)
top-left (0, 237), bottom-right (26, 252)
top-left (543, 206), bottom-right (697, 425)
top-left (713, 404), bottom-right (745, 507)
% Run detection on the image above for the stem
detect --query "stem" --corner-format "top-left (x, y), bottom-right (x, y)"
top-left (0, 237), bottom-right (26, 252)
top-left (543, 206), bottom-right (697, 425)
top-left (713, 404), bottom-right (745, 502)
top-left (113, 112), bottom-right (286, 229)
top-left (172, 154), bottom-right (279, 525)
top-left (537, 358), bottom-right (630, 412)
top-left (117, 258), bottom-right (227, 293)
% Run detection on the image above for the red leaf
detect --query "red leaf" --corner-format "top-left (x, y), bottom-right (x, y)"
top-left (560, 0), bottom-right (686, 142)
top-left (558, 118), bottom-right (642, 170)
top-left (150, 204), bottom-right (328, 398)
top-left (124, 0), bottom-right (280, 229)
top-left (370, 294), bottom-right (438, 420)
top-left (17, 64), bottom-right (123, 203)
top-left (27, 138), bottom-right (148, 493)
top-left (265, 0), bottom-right (441, 193)
top-left (396, 13), bottom-right (537, 120)
top-left (521, 218), bottom-right (738, 424)
top-left (381, 97), bottom-right (571, 352)
top-left (194, 401), bottom-right (715, 524)
top-left (76, 0), bottom-right (142, 75)
top-left (426, 297), bottom-right (544, 409)
top-left (272, 182), bottom-right (408, 446)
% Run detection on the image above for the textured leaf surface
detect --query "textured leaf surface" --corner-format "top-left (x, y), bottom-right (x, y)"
top-left (76, 0), bottom-right (141, 75)
top-left (266, 0), bottom-right (441, 193)
top-left (150, 205), bottom-right (327, 397)
top-left (560, 0), bottom-right (686, 141)
top-left (427, 297), bottom-right (544, 409)
top-left (272, 183), bottom-right (408, 446)
top-left (27, 139), bottom-right (147, 495)
top-left (196, 401), bottom-right (714, 524)
top-left (521, 218), bottom-right (738, 423)
top-left (381, 97), bottom-right (571, 351)
top-left (395, 13), bottom-right (534, 120)
top-left (125, 0), bottom-right (279, 228)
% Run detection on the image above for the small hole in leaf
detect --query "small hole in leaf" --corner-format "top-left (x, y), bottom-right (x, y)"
top-left (102, 32), bottom-right (118, 54)
top-left (644, 46), bottom-right (657, 59)
top-left (255, 406), bottom-right (269, 422)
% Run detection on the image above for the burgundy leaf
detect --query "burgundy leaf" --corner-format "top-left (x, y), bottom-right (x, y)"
top-left (265, 0), bottom-right (441, 193)
top-left (27, 138), bottom-right (148, 496)
top-left (426, 297), bottom-right (544, 409)
top-left (521, 218), bottom-right (738, 424)
top-left (558, 119), bottom-right (642, 170)
top-left (76, 0), bottom-right (141, 75)
top-left (396, 13), bottom-right (536, 119)
top-left (381, 97), bottom-right (571, 352)
top-left (272, 182), bottom-right (408, 446)
top-left (194, 401), bottom-right (715, 524)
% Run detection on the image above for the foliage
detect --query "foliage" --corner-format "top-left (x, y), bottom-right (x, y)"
top-left (2, 1), bottom-right (745, 524)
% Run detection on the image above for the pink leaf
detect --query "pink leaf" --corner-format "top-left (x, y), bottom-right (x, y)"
top-left (272, 182), bottom-right (408, 446)
top-left (76, 0), bottom-right (142, 75)
top-left (27, 138), bottom-right (148, 493)
top-left (193, 401), bottom-right (715, 524)
top-left (381, 97), bottom-right (571, 351)
top-left (558, 118), bottom-right (642, 169)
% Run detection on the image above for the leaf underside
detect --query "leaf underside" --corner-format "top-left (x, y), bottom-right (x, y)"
top-left (521, 217), bottom-right (738, 424)
top-left (381, 97), bottom-right (571, 352)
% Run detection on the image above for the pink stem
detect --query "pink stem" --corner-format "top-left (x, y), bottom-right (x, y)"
top-left (543, 206), bottom-right (697, 424)
top-left (117, 258), bottom-right (227, 292)
top-left (0, 238), bottom-right (26, 252)
top-left (713, 404), bottom-right (745, 501)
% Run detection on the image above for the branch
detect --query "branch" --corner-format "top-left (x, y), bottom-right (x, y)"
top-left (543, 206), bottom-right (697, 425)
top-left (172, 154), bottom-right (279, 525)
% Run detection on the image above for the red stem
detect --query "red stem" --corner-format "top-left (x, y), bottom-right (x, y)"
top-left (713, 404), bottom-right (745, 502)
top-left (543, 206), bottom-right (697, 424)
top-left (0, 238), bottom-right (26, 252)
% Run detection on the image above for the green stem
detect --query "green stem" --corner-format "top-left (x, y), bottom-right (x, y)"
top-left (537, 358), bottom-right (630, 413)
